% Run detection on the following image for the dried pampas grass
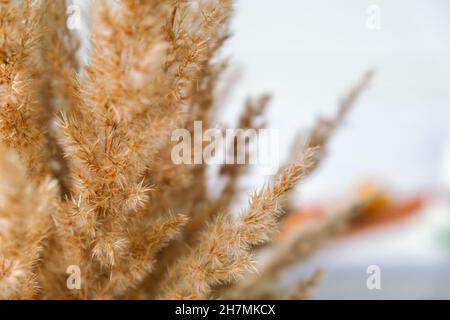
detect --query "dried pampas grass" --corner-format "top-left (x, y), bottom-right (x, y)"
top-left (0, 0), bottom-right (372, 299)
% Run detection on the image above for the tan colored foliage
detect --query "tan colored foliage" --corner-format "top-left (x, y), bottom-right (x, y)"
top-left (0, 0), bottom-right (371, 299)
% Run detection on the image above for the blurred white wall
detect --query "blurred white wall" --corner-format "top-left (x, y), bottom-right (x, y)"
top-left (220, 0), bottom-right (450, 201)
top-left (218, 1), bottom-right (450, 298)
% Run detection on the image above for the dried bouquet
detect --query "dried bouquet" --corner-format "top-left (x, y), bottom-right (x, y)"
top-left (0, 0), bottom-right (372, 299)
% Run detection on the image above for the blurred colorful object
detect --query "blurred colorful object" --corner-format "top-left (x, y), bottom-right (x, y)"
top-left (349, 182), bottom-right (425, 233)
top-left (281, 181), bottom-right (427, 238)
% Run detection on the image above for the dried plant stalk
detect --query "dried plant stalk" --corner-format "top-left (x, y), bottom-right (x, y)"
top-left (0, 0), bottom-right (51, 181)
top-left (223, 205), bottom-right (359, 299)
top-left (157, 148), bottom-right (318, 299)
top-left (0, 0), bottom-right (373, 300)
top-left (0, 144), bottom-right (57, 299)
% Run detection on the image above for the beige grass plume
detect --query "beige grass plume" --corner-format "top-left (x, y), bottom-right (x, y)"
top-left (0, 0), bottom-right (372, 299)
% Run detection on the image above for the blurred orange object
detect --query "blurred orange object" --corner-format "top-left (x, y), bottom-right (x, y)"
top-left (350, 193), bottom-right (425, 232)
top-left (279, 181), bottom-right (427, 239)
top-left (355, 181), bottom-right (391, 216)
top-left (276, 205), bottom-right (324, 240)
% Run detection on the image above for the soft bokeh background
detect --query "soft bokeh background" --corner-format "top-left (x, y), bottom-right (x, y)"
top-left (74, 0), bottom-right (450, 299)
top-left (223, 0), bottom-right (450, 198)
top-left (221, 0), bottom-right (450, 299)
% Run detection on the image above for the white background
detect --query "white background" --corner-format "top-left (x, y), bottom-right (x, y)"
top-left (221, 0), bottom-right (450, 202)
top-left (221, 0), bottom-right (450, 299)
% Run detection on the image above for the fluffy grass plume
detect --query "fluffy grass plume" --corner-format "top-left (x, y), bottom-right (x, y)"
top-left (0, 0), bottom-right (372, 299)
